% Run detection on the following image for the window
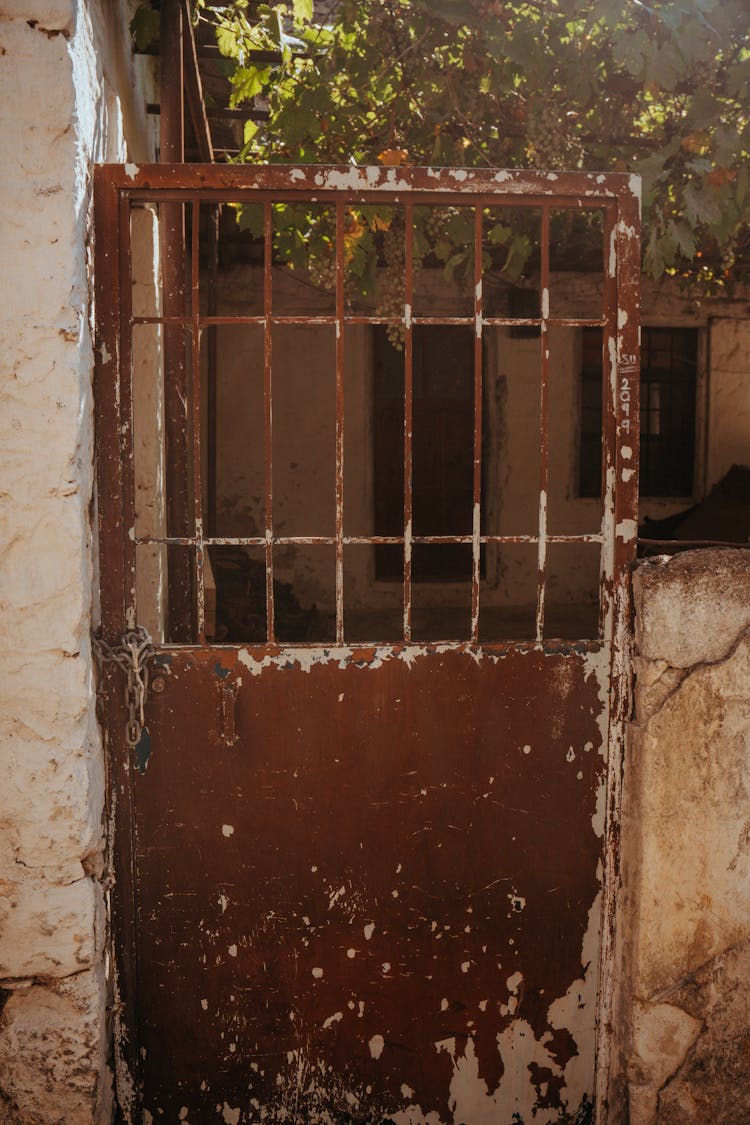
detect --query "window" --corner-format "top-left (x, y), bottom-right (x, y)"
top-left (579, 326), bottom-right (698, 498)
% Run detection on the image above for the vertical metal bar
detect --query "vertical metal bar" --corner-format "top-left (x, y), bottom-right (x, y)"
top-left (93, 169), bottom-right (127, 636)
top-left (191, 199), bottom-right (205, 643)
top-left (118, 195), bottom-right (137, 630)
top-left (403, 202), bottom-right (414, 642)
top-left (596, 180), bottom-right (641, 1123)
top-left (206, 205), bottom-right (219, 538)
top-left (263, 202), bottom-right (275, 643)
top-left (471, 206), bottom-right (483, 643)
top-left (599, 204), bottom-right (618, 641)
top-left (94, 171), bottom-right (142, 1107)
top-left (160, 0), bottom-right (192, 640)
top-left (335, 202), bottom-right (345, 643)
top-left (159, 0), bottom-right (184, 163)
top-left (535, 206), bottom-right (551, 642)
top-left (161, 200), bottom-right (193, 640)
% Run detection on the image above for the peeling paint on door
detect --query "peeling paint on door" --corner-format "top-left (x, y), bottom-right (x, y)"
top-left (94, 165), bottom-right (640, 1123)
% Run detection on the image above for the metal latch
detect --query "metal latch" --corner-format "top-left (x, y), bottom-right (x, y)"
top-left (93, 627), bottom-right (154, 748)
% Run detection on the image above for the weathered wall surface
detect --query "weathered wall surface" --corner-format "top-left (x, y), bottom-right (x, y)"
top-left (613, 549), bottom-right (750, 1124)
top-left (0, 3), bottom-right (154, 1121)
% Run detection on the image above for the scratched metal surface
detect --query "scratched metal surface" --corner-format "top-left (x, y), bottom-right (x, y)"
top-left (94, 165), bottom-right (640, 1122)
top-left (131, 645), bottom-right (606, 1122)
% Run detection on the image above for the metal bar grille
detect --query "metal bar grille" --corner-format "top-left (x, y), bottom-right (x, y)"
top-left (335, 202), bottom-right (346, 643)
top-left (191, 197), bottom-right (205, 642)
top-left (471, 207), bottom-right (484, 642)
top-left (535, 206), bottom-right (551, 642)
top-left (403, 202), bottom-right (414, 642)
top-left (263, 202), bottom-right (275, 643)
top-left (97, 165), bottom-right (640, 651)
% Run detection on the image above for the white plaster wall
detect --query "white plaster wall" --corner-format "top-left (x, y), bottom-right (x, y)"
top-left (0, 2), bottom-right (154, 1120)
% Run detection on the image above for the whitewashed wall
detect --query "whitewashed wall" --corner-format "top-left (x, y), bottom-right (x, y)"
top-left (611, 549), bottom-right (750, 1123)
top-left (0, 3), bottom-right (154, 1120)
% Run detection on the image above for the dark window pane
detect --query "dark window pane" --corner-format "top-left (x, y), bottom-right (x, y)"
top-left (578, 327), bottom-right (698, 498)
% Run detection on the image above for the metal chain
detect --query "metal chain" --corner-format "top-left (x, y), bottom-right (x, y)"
top-left (93, 627), bottom-right (154, 748)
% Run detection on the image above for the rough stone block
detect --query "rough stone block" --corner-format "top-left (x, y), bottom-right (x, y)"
top-left (0, 965), bottom-right (111, 1125)
top-left (633, 549), bottom-right (750, 668)
top-left (628, 1001), bottom-right (701, 1125)
top-left (636, 634), bottom-right (750, 994)
top-left (0, 877), bottom-right (103, 981)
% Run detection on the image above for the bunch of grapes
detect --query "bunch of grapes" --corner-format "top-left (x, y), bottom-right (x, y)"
top-left (377, 224), bottom-right (407, 350)
top-left (307, 251), bottom-right (337, 292)
top-left (528, 98), bottom-right (582, 170)
top-left (423, 205), bottom-right (452, 248)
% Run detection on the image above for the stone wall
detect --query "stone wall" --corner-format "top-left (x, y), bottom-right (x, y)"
top-left (0, 3), bottom-right (154, 1121)
top-left (612, 549), bottom-right (750, 1124)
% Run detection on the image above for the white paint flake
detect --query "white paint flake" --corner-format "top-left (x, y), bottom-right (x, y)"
top-left (218, 894), bottom-right (228, 913)
top-left (228, 944), bottom-right (237, 958)
top-left (201, 998), bottom-right (208, 1011)
top-left (461, 961), bottom-right (471, 974)
top-left (347, 947), bottom-right (356, 958)
top-left (124, 162), bottom-right (140, 180)
top-left (621, 445), bottom-right (633, 460)
top-left (322, 1011), bottom-right (343, 1029)
top-left (615, 518), bottom-right (637, 542)
top-left (222, 1104), bottom-right (241, 1125)
top-left (364, 923), bottom-right (375, 941)
top-left (312, 967), bottom-right (324, 979)
top-left (629, 173), bottom-right (642, 205)
top-left (591, 782), bottom-right (606, 839)
top-left (221, 825), bottom-right (234, 837)
top-left (369, 1034), bottom-right (385, 1060)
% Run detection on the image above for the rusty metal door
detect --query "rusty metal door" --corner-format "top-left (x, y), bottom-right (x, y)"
top-left (94, 166), bottom-right (639, 1125)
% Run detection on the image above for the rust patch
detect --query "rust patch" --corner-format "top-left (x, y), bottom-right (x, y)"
top-left (132, 648), bottom-right (605, 1122)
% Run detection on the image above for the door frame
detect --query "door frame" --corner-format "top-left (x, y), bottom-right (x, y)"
top-left (93, 164), bottom-right (640, 1121)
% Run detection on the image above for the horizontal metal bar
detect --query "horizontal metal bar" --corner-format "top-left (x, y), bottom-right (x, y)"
top-left (637, 537), bottom-right (748, 549)
top-left (147, 102), bottom-right (271, 123)
top-left (131, 314), bottom-right (607, 329)
top-left (106, 164), bottom-right (637, 203)
top-left (131, 638), bottom-right (606, 655)
top-left (135, 532), bottom-right (604, 547)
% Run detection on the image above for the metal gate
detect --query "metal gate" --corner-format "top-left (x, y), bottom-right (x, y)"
top-left (94, 165), bottom-right (639, 1124)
